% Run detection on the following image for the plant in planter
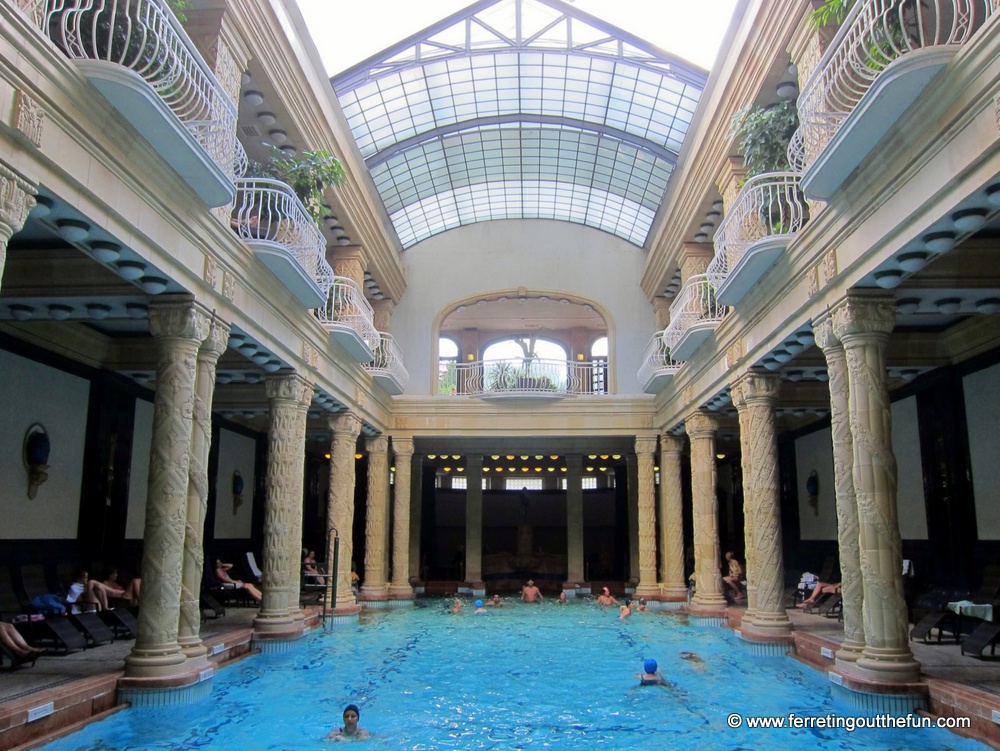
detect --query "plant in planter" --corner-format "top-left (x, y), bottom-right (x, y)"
top-left (487, 361), bottom-right (517, 392)
top-left (729, 99), bottom-right (799, 179)
top-left (251, 147), bottom-right (346, 225)
top-left (808, 0), bottom-right (855, 29)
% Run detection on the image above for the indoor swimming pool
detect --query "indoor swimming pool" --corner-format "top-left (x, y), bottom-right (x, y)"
top-left (40, 602), bottom-right (986, 750)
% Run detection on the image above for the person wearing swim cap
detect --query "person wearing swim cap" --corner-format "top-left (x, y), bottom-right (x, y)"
top-left (596, 586), bottom-right (619, 607)
top-left (326, 703), bottom-right (370, 740)
top-left (638, 658), bottom-right (668, 686)
top-left (474, 599), bottom-right (488, 614)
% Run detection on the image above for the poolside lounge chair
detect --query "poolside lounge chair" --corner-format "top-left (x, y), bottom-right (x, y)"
top-left (961, 622), bottom-right (1000, 658)
top-left (0, 641), bottom-right (39, 670)
top-left (99, 608), bottom-right (137, 639)
top-left (246, 552), bottom-right (263, 584)
top-left (20, 616), bottom-right (86, 654)
top-left (911, 565), bottom-right (1000, 643)
top-left (68, 611), bottom-right (115, 647)
top-left (201, 592), bottom-right (225, 620)
top-left (818, 593), bottom-right (842, 619)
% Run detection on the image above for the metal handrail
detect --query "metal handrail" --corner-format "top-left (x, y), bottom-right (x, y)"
top-left (233, 177), bottom-right (333, 294)
top-left (661, 274), bottom-right (728, 353)
top-left (707, 171), bottom-right (807, 291)
top-left (797, 0), bottom-right (994, 172)
top-left (444, 358), bottom-right (608, 396)
top-left (33, 0), bottom-right (246, 180)
top-left (315, 276), bottom-right (380, 349)
top-left (363, 332), bottom-right (409, 387)
top-left (637, 334), bottom-right (680, 384)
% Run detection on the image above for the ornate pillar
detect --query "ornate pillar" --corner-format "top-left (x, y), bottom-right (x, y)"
top-left (361, 435), bottom-right (390, 598)
top-left (732, 382), bottom-right (757, 617)
top-left (372, 299), bottom-right (394, 333)
top-left (687, 411), bottom-right (726, 609)
top-left (177, 317), bottom-right (230, 659)
top-left (333, 247), bottom-right (365, 289)
top-left (253, 372), bottom-right (312, 636)
top-left (408, 453), bottom-right (424, 581)
top-left (389, 438), bottom-right (414, 596)
top-left (635, 436), bottom-right (659, 597)
top-left (659, 435), bottom-right (687, 600)
top-left (327, 412), bottom-right (362, 609)
top-left (735, 370), bottom-right (791, 636)
top-left (814, 314), bottom-right (865, 664)
top-left (832, 293), bottom-right (919, 682)
top-left (626, 454), bottom-right (640, 580)
top-left (465, 455), bottom-right (483, 585)
top-left (565, 454), bottom-right (584, 584)
top-left (125, 299), bottom-right (209, 679)
top-left (0, 165), bottom-right (35, 288)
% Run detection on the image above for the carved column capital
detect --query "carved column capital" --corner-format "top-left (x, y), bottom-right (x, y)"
top-left (366, 434), bottom-right (389, 454)
top-left (730, 381), bottom-right (745, 409)
top-left (634, 435), bottom-right (658, 456)
top-left (265, 372), bottom-right (312, 405)
top-left (329, 411), bottom-right (362, 438)
top-left (830, 292), bottom-right (896, 343)
top-left (685, 411), bottom-right (717, 438)
top-left (200, 317), bottom-right (231, 360)
top-left (0, 163), bottom-right (36, 240)
top-left (811, 312), bottom-right (839, 352)
top-left (733, 369), bottom-right (781, 407)
top-left (148, 298), bottom-right (211, 342)
top-left (659, 434), bottom-right (685, 455)
top-left (392, 436), bottom-right (414, 458)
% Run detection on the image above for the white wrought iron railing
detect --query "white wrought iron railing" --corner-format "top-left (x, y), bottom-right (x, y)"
top-left (33, 0), bottom-right (246, 180)
top-left (637, 334), bottom-right (680, 385)
top-left (706, 172), bottom-right (808, 291)
top-left (315, 276), bottom-right (380, 349)
top-left (797, 0), bottom-right (994, 172)
top-left (233, 178), bottom-right (333, 293)
top-left (661, 274), bottom-right (728, 354)
top-left (363, 333), bottom-right (409, 387)
top-left (444, 358), bottom-right (608, 396)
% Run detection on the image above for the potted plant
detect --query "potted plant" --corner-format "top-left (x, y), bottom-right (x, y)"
top-left (487, 361), bottom-right (517, 392)
top-left (254, 147), bottom-right (346, 225)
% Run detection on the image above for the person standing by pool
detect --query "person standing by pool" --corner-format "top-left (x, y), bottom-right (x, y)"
top-left (521, 579), bottom-right (543, 602)
top-left (326, 704), bottom-right (369, 741)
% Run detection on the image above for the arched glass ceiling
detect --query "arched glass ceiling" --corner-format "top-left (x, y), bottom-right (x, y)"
top-left (333, 0), bottom-right (707, 248)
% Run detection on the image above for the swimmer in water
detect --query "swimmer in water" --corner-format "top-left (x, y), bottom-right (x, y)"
top-left (596, 587), bottom-right (619, 607)
top-left (679, 651), bottom-right (705, 668)
top-left (450, 597), bottom-right (462, 614)
top-left (557, 591), bottom-right (568, 605)
top-left (619, 598), bottom-right (633, 620)
top-left (638, 658), bottom-right (669, 686)
top-left (487, 594), bottom-right (503, 607)
top-left (474, 599), bottom-right (488, 614)
top-left (326, 703), bottom-right (370, 741)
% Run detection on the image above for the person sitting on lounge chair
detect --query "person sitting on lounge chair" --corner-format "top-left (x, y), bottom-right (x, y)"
top-left (796, 581), bottom-right (840, 609)
top-left (66, 569), bottom-right (119, 613)
top-left (214, 560), bottom-right (262, 602)
top-left (0, 622), bottom-right (44, 666)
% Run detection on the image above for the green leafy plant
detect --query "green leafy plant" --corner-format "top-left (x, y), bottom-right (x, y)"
top-left (487, 361), bottom-right (517, 392)
top-left (167, 0), bottom-right (193, 23)
top-left (438, 361), bottom-right (458, 395)
top-left (808, 0), bottom-right (856, 30)
top-left (729, 100), bottom-right (799, 178)
top-left (251, 147), bottom-right (346, 224)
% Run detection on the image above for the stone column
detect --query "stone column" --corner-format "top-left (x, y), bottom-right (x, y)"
top-left (288, 386), bottom-right (312, 628)
top-left (327, 412), bottom-right (362, 609)
top-left (408, 453), bottom-right (424, 581)
top-left (125, 299), bottom-right (209, 679)
top-left (0, 165), bottom-right (35, 289)
top-left (177, 317), bottom-right (230, 660)
top-left (253, 372), bottom-right (312, 636)
top-left (465, 455), bottom-right (483, 585)
top-left (735, 370), bottom-right (791, 636)
top-left (832, 293), bottom-right (920, 682)
top-left (626, 454), bottom-right (640, 580)
top-left (361, 436), bottom-right (390, 598)
top-left (732, 382), bottom-right (757, 617)
top-left (635, 436), bottom-right (660, 597)
top-left (814, 314), bottom-right (865, 663)
top-left (333, 247), bottom-right (365, 288)
top-left (687, 411), bottom-right (726, 609)
top-left (389, 438), bottom-right (414, 596)
top-left (565, 454), bottom-right (584, 584)
top-left (659, 435), bottom-right (687, 600)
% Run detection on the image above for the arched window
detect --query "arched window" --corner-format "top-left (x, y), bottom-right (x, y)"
top-left (482, 337), bottom-right (569, 392)
top-left (590, 337), bottom-right (608, 393)
top-left (438, 337), bottom-right (459, 394)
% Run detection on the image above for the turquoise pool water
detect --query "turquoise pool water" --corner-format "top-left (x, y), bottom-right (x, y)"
top-left (42, 603), bottom-right (985, 750)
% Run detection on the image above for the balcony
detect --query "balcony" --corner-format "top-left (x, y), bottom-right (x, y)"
top-left (660, 275), bottom-right (728, 361)
top-left (34, 0), bottom-right (245, 207)
top-left (315, 277), bottom-right (380, 362)
top-left (445, 358), bottom-right (608, 399)
top-left (637, 335), bottom-right (680, 394)
top-left (706, 172), bottom-right (808, 306)
top-left (363, 333), bottom-right (409, 395)
top-left (798, 0), bottom-right (994, 200)
top-left (232, 178), bottom-right (333, 308)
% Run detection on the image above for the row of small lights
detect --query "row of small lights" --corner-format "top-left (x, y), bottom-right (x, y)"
top-left (228, 331), bottom-right (285, 372)
top-left (693, 199), bottom-right (724, 244)
top-left (9, 301), bottom-right (148, 322)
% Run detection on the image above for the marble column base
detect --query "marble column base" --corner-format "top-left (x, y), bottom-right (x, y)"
top-left (634, 583), bottom-right (661, 598)
top-left (747, 612), bottom-right (792, 637)
top-left (388, 584), bottom-right (415, 597)
top-left (659, 584), bottom-right (688, 601)
top-left (118, 664), bottom-right (215, 706)
top-left (691, 594), bottom-right (727, 611)
top-left (325, 604), bottom-right (362, 625)
top-left (176, 638), bottom-right (208, 662)
top-left (686, 602), bottom-right (728, 622)
top-left (252, 613), bottom-right (301, 640)
top-left (360, 584), bottom-right (389, 600)
top-left (737, 627), bottom-right (795, 657)
top-left (847, 647), bottom-right (921, 684)
top-left (835, 639), bottom-right (866, 666)
top-left (828, 668), bottom-right (928, 715)
top-left (122, 648), bottom-right (189, 680)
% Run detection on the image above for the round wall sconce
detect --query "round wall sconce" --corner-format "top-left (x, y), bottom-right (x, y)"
top-left (897, 252), bottom-right (929, 273)
top-left (776, 80), bottom-right (799, 100)
top-left (243, 90), bottom-right (264, 106)
top-left (89, 241), bottom-right (121, 263)
top-left (30, 195), bottom-right (54, 218)
top-left (86, 303), bottom-right (112, 320)
top-left (896, 298), bottom-right (921, 315)
top-left (125, 303), bottom-right (149, 319)
top-left (935, 298), bottom-right (961, 315)
top-left (56, 219), bottom-right (90, 243)
top-left (23, 423), bottom-right (50, 500)
top-left (48, 304), bottom-right (73, 320)
top-left (232, 470), bottom-right (245, 515)
top-left (257, 111), bottom-right (277, 126)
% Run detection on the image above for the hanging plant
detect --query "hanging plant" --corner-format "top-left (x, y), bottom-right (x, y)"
top-left (250, 147), bottom-right (346, 225)
top-left (729, 100), bottom-right (800, 178)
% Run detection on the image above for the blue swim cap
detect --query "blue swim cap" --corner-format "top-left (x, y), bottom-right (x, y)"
top-left (644, 658), bottom-right (657, 674)
top-left (475, 600), bottom-right (483, 608)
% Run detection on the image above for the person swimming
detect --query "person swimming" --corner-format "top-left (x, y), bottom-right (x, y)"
top-left (638, 658), bottom-right (669, 686)
top-left (474, 599), bottom-right (488, 615)
top-left (326, 703), bottom-right (370, 741)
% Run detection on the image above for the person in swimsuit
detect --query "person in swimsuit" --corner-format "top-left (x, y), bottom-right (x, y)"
top-left (638, 658), bottom-right (669, 686)
top-left (326, 703), bottom-right (370, 741)
top-left (596, 587), bottom-right (619, 607)
top-left (722, 551), bottom-right (745, 601)
top-left (521, 580), bottom-right (543, 602)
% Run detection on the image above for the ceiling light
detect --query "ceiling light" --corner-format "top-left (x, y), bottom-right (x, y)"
top-left (694, 232), bottom-right (708, 242)
top-left (716, 453), bottom-right (726, 460)
top-left (252, 352), bottom-right (271, 365)
top-left (498, 296), bottom-right (508, 303)
top-left (477, 300), bottom-right (487, 306)
top-left (975, 297), bottom-right (1000, 314)
top-left (706, 209), bottom-right (721, 220)
top-left (783, 340), bottom-right (804, 355)
top-left (427, 454), bottom-right (437, 459)
top-left (9, 304), bottom-right (34, 321)
top-left (935, 298), bottom-right (961, 314)
top-left (762, 357), bottom-right (781, 371)
top-left (244, 90), bottom-right (264, 106)
top-left (264, 359), bottom-right (282, 372)
top-left (216, 373), bottom-right (233, 384)
top-left (140, 276), bottom-right (169, 294)
top-left (257, 111), bottom-right (277, 126)
top-left (244, 373), bottom-right (262, 384)
top-left (56, 219), bottom-right (90, 243)
top-left (86, 303), bottom-right (112, 320)
top-left (125, 303), bottom-right (148, 319)
top-left (897, 251), bottom-right (929, 273)
top-left (796, 331), bottom-right (815, 346)
top-left (239, 342), bottom-right (257, 356)
top-left (539, 296), bottom-right (549, 302)
top-left (336, 237), bottom-right (351, 246)
top-left (268, 129), bottom-right (288, 144)
top-left (952, 208), bottom-right (988, 232)
top-left (873, 270), bottom-right (903, 289)
top-left (711, 199), bottom-right (724, 211)
top-left (560, 467), bottom-right (567, 472)
top-left (559, 298), bottom-right (569, 304)
top-left (30, 195), bottom-right (54, 218)
top-left (814, 369), bottom-right (829, 382)
top-left (279, 145), bottom-right (297, 155)
top-left (985, 184), bottom-right (1000, 206)
top-left (773, 349), bottom-right (792, 363)
top-left (785, 370), bottom-right (803, 382)
top-left (116, 260), bottom-right (146, 280)
top-left (89, 241), bottom-right (121, 263)
top-left (923, 231), bottom-right (956, 254)
top-left (896, 298), bottom-right (921, 315)
top-left (48, 304), bottom-right (73, 320)
top-left (133, 373), bottom-right (151, 385)
top-left (776, 80), bottom-right (798, 99)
